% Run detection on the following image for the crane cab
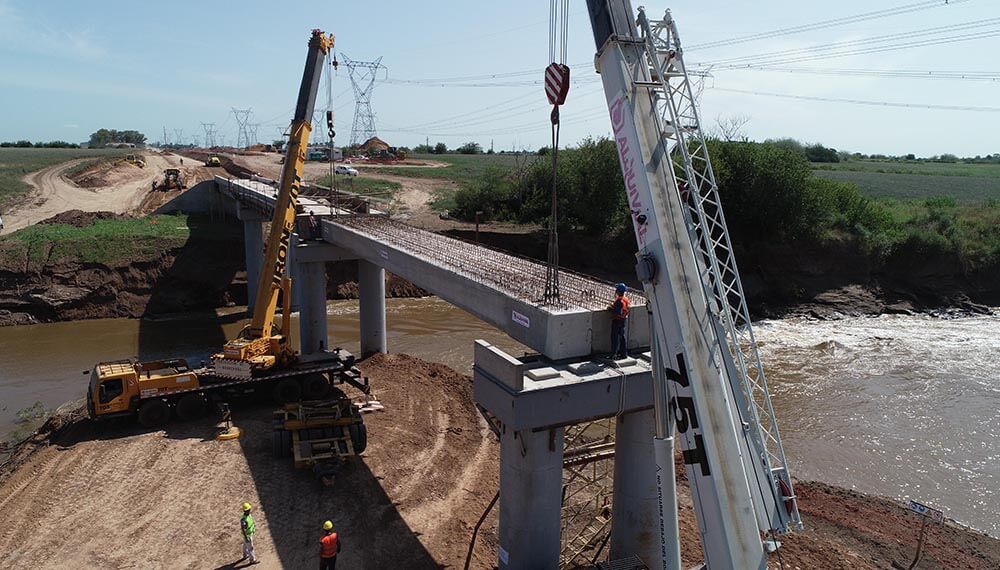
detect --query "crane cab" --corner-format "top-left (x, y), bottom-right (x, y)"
top-left (87, 358), bottom-right (200, 420)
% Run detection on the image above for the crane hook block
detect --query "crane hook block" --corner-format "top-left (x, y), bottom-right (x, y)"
top-left (544, 63), bottom-right (571, 106)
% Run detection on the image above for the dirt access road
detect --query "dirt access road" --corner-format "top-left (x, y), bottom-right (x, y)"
top-left (232, 153), bottom-right (461, 228)
top-left (0, 152), bottom-right (208, 235)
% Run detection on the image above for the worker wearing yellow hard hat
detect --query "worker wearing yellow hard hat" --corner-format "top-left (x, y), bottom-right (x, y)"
top-left (320, 519), bottom-right (341, 569)
top-left (240, 502), bottom-right (259, 565)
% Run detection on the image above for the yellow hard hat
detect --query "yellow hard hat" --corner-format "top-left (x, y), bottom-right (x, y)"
top-left (242, 502), bottom-right (252, 512)
top-left (322, 520), bottom-right (333, 531)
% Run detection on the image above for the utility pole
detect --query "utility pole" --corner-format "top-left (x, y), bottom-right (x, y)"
top-left (341, 54), bottom-right (386, 147)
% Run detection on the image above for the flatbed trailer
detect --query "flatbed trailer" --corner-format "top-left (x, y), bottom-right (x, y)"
top-left (87, 349), bottom-right (370, 428)
top-left (272, 398), bottom-right (368, 483)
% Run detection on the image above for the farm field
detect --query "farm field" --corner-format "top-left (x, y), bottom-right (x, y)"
top-left (365, 152), bottom-right (536, 184)
top-left (0, 148), bottom-right (127, 209)
top-left (813, 167), bottom-right (1000, 203)
top-left (814, 160), bottom-right (1000, 178)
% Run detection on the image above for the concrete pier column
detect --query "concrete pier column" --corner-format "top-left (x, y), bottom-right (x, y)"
top-left (238, 207), bottom-right (265, 314)
top-left (297, 261), bottom-right (328, 356)
top-left (498, 426), bottom-right (564, 569)
top-left (358, 260), bottom-right (386, 357)
top-left (610, 408), bottom-right (662, 568)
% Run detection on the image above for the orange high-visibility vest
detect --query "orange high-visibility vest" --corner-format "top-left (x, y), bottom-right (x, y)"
top-left (613, 295), bottom-right (630, 320)
top-left (321, 532), bottom-right (339, 558)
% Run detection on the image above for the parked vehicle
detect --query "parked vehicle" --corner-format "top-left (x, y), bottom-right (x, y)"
top-left (335, 165), bottom-right (358, 176)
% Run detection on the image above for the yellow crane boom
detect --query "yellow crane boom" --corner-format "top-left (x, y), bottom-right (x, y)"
top-left (214, 29), bottom-right (335, 377)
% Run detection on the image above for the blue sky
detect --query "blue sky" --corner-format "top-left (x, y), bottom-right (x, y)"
top-left (0, 0), bottom-right (997, 156)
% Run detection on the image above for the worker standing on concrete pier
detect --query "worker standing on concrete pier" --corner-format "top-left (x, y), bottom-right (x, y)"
top-left (319, 520), bottom-right (342, 569)
top-left (240, 502), bottom-right (259, 565)
top-left (609, 283), bottom-right (630, 359)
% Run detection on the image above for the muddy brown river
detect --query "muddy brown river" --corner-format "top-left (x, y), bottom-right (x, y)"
top-left (1, 298), bottom-right (996, 536)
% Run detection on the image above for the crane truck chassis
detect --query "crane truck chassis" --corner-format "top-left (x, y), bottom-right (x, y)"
top-left (86, 350), bottom-right (370, 429)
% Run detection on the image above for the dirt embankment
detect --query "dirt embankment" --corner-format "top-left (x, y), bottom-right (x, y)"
top-left (0, 353), bottom-right (997, 569)
top-left (448, 227), bottom-right (998, 319)
top-left (0, 211), bottom-right (425, 326)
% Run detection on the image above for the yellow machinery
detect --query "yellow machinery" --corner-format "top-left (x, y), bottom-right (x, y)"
top-left (212, 29), bottom-right (335, 379)
top-left (86, 30), bottom-right (371, 430)
top-left (123, 154), bottom-right (146, 168)
top-left (158, 168), bottom-right (186, 191)
top-left (206, 155), bottom-right (222, 167)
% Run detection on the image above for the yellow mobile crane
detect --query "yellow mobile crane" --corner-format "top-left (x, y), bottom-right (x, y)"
top-left (86, 31), bottom-right (368, 438)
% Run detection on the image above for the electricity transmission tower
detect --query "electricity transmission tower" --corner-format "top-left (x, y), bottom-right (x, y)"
top-left (249, 123), bottom-right (260, 146)
top-left (341, 54), bottom-right (385, 146)
top-left (232, 108), bottom-right (253, 148)
top-left (201, 122), bottom-right (217, 148)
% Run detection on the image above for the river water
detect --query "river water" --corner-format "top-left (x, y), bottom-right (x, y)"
top-left (0, 298), bottom-right (996, 536)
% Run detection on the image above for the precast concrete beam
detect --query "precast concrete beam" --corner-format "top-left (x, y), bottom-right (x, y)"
top-left (498, 425), bottom-right (564, 569)
top-left (297, 260), bottom-right (328, 356)
top-left (610, 408), bottom-right (661, 568)
top-left (322, 220), bottom-right (650, 360)
top-left (358, 260), bottom-right (387, 357)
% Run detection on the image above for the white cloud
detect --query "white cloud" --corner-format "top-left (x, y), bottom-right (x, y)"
top-left (0, 1), bottom-right (106, 62)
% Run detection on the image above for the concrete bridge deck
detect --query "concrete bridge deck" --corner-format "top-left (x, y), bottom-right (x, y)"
top-left (218, 176), bottom-right (650, 360)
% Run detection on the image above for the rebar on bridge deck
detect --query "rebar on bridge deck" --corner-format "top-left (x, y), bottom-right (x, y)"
top-left (334, 216), bottom-right (646, 312)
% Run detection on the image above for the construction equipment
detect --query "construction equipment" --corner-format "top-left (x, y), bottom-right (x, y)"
top-left (206, 155), bottom-right (222, 167)
top-left (272, 394), bottom-right (367, 483)
top-left (211, 28), bottom-right (335, 379)
top-left (123, 154), bottom-right (145, 168)
top-left (85, 29), bottom-right (366, 430)
top-left (581, 2), bottom-right (801, 568)
top-left (157, 168), bottom-right (186, 191)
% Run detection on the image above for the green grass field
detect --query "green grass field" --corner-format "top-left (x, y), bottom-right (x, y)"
top-left (313, 174), bottom-right (402, 200)
top-left (0, 214), bottom-right (239, 265)
top-left (0, 148), bottom-right (127, 210)
top-left (365, 153), bottom-right (535, 184)
top-left (814, 160), bottom-right (1000, 178)
top-left (813, 169), bottom-right (1000, 204)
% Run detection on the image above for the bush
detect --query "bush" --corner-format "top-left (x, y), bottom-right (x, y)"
top-left (452, 167), bottom-right (516, 221)
top-left (457, 141), bottom-right (482, 155)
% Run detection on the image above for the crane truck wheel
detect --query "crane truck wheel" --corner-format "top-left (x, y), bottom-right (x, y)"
top-left (301, 373), bottom-right (331, 400)
top-left (272, 378), bottom-right (302, 404)
top-left (175, 393), bottom-right (207, 421)
top-left (138, 399), bottom-right (171, 429)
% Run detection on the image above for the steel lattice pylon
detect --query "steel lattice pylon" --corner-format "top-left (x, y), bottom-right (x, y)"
top-left (341, 54), bottom-right (385, 147)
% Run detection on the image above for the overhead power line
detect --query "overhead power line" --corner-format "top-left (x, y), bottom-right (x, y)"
top-left (687, 0), bottom-right (972, 50)
top-left (709, 65), bottom-right (1000, 82)
top-left (711, 86), bottom-right (1000, 112)
top-left (697, 17), bottom-right (1000, 67)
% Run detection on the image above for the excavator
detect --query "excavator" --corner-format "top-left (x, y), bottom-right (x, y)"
top-left (86, 30), bottom-right (367, 454)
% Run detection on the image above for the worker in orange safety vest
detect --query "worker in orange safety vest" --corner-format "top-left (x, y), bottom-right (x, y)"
top-left (608, 283), bottom-right (630, 360)
top-left (320, 520), bottom-right (342, 570)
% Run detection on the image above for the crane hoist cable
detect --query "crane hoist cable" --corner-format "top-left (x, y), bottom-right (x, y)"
top-left (543, 0), bottom-right (571, 305)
